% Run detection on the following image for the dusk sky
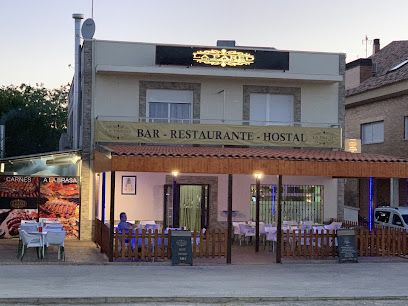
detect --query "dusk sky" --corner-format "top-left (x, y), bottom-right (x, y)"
top-left (1, 0), bottom-right (408, 88)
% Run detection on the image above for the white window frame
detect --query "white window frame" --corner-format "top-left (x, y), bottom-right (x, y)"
top-left (146, 89), bottom-right (193, 123)
top-left (361, 121), bottom-right (384, 144)
top-left (249, 93), bottom-right (294, 126)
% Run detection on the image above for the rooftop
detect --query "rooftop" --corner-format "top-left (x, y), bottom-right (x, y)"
top-left (346, 40), bottom-right (408, 97)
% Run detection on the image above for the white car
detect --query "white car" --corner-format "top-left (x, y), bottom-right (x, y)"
top-left (374, 207), bottom-right (408, 230)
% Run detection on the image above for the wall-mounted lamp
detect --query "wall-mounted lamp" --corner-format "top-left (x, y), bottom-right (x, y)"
top-left (172, 171), bottom-right (179, 177)
top-left (254, 173), bottom-right (263, 180)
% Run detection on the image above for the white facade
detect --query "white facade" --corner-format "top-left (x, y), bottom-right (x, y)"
top-left (71, 39), bottom-right (345, 238)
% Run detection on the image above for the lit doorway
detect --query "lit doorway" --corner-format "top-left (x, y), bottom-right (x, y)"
top-left (164, 184), bottom-right (209, 230)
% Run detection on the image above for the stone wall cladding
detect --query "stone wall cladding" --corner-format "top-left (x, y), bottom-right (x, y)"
top-left (165, 175), bottom-right (225, 230)
top-left (242, 85), bottom-right (301, 123)
top-left (139, 81), bottom-right (201, 120)
top-left (80, 40), bottom-right (94, 240)
top-left (337, 54), bottom-right (346, 220)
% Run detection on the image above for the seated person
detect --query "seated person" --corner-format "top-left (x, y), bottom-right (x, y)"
top-left (118, 212), bottom-right (137, 232)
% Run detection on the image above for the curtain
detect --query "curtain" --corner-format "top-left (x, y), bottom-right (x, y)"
top-left (179, 186), bottom-right (202, 231)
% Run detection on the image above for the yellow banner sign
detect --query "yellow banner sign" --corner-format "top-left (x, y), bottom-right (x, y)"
top-left (95, 121), bottom-right (342, 148)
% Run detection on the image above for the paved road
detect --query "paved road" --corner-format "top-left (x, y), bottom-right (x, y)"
top-left (1, 262), bottom-right (408, 304)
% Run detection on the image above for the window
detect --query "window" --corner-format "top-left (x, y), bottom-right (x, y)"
top-left (405, 117), bottom-right (408, 140)
top-left (392, 214), bottom-right (404, 227)
top-left (361, 121), bottom-right (384, 144)
top-left (249, 93), bottom-right (294, 126)
top-left (388, 59), bottom-right (408, 73)
top-left (146, 89), bottom-right (193, 123)
top-left (375, 211), bottom-right (390, 223)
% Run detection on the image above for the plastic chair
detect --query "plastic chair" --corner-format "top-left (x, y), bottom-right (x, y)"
top-left (239, 224), bottom-right (255, 245)
top-left (44, 231), bottom-right (66, 260)
top-left (232, 222), bottom-right (245, 241)
top-left (19, 230), bottom-right (43, 261)
top-left (45, 223), bottom-right (64, 231)
top-left (20, 223), bottom-right (38, 233)
top-left (145, 224), bottom-right (160, 233)
top-left (21, 220), bottom-right (37, 224)
top-left (140, 220), bottom-right (156, 226)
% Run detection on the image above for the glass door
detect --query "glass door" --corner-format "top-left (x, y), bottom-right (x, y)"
top-left (163, 184), bottom-right (209, 230)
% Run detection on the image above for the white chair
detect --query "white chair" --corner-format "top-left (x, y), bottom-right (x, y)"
top-left (330, 222), bottom-right (343, 230)
top-left (20, 223), bottom-right (38, 233)
top-left (45, 223), bottom-right (64, 231)
top-left (45, 231), bottom-right (66, 260)
top-left (232, 222), bottom-right (245, 241)
top-left (238, 224), bottom-right (255, 245)
top-left (265, 228), bottom-right (278, 252)
top-left (145, 224), bottom-right (160, 233)
top-left (19, 230), bottom-right (43, 261)
top-left (140, 220), bottom-right (156, 226)
top-left (259, 222), bottom-right (267, 245)
top-left (21, 220), bottom-right (37, 224)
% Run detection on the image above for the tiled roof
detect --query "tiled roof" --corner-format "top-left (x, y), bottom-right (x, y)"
top-left (346, 41), bottom-right (408, 97)
top-left (102, 145), bottom-right (408, 163)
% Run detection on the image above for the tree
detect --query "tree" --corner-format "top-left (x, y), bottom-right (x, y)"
top-left (0, 83), bottom-right (69, 157)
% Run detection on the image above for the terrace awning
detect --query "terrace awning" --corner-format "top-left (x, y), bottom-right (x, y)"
top-left (94, 145), bottom-right (408, 178)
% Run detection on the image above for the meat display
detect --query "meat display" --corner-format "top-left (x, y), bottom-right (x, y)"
top-left (39, 199), bottom-right (78, 218)
top-left (41, 181), bottom-right (79, 198)
top-left (0, 209), bottom-right (38, 238)
top-left (0, 177), bottom-right (39, 198)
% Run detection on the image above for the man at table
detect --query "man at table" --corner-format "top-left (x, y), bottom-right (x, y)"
top-left (118, 212), bottom-right (137, 232)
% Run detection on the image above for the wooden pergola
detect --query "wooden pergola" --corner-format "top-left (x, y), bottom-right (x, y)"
top-left (94, 145), bottom-right (408, 262)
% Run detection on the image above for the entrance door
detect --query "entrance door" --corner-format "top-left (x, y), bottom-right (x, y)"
top-left (164, 184), bottom-right (209, 230)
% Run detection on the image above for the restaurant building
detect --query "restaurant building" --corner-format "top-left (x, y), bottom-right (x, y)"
top-left (65, 20), bottom-right (352, 241)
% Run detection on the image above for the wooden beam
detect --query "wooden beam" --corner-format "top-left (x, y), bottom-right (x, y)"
top-left (110, 156), bottom-right (408, 178)
top-left (94, 150), bottom-right (112, 173)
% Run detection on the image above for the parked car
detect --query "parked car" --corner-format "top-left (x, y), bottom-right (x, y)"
top-left (374, 206), bottom-right (408, 230)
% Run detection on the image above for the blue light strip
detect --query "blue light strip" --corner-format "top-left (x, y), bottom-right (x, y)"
top-left (272, 185), bottom-right (276, 216)
top-left (102, 172), bottom-right (106, 224)
top-left (369, 177), bottom-right (373, 231)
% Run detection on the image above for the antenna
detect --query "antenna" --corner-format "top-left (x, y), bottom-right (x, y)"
top-left (362, 35), bottom-right (372, 58)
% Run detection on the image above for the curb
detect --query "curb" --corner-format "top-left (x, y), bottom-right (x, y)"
top-left (1, 296), bottom-right (408, 304)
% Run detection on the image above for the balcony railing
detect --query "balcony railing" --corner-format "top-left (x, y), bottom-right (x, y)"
top-left (95, 116), bottom-right (341, 129)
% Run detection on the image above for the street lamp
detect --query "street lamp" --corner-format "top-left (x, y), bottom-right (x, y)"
top-left (254, 173), bottom-right (262, 252)
top-left (172, 171), bottom-right (179, 228)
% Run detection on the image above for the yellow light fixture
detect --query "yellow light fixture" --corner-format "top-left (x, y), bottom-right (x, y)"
top-left (254, 173), bottom-right (263, 179)
top-left (172, 171), bottom-right (179, 177)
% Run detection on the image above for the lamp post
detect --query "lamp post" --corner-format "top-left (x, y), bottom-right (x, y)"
top-left (254, 173), bottom-right (262, 252)
top-left (172, 171), bottom-right (178, 228)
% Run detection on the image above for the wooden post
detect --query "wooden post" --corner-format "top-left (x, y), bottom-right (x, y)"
top-left (227, 174), bottom-right (233, 264)
top-left (276, 175), bottom-right (282, 263)
top-left (255, 176), bottom-right (260, 252)
top-left (109, 171), bottom-right (115, 262)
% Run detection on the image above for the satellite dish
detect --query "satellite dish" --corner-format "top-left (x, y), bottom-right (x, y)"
top-left (81, 18), bottom-right (95, 40)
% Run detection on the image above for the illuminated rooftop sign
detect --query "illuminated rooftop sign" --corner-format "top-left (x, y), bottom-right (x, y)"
top-left (192, 49), bottom-right (255, 67)
top-left (156, 45), bottom-right (289, 70)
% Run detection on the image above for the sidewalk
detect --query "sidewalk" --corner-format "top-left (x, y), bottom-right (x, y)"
top-left (1, 262), bottom-right (408, 304)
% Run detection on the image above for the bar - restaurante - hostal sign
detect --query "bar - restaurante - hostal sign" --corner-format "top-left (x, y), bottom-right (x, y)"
top-left (95, 121), bottom-right (342, 148)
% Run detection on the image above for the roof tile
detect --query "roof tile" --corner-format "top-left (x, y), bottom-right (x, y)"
top-left (102, 145), bottom-right (408, 163)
